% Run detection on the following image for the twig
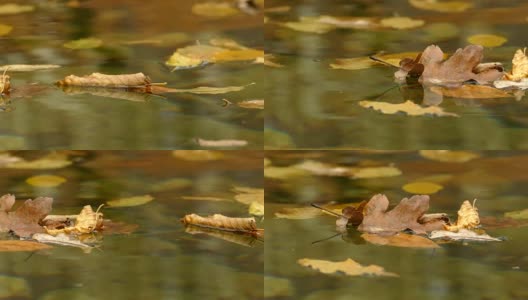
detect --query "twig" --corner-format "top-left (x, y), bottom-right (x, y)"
top-left (310, 203), bottom-right (345, 218)
top-left (311, 232), bottom-right (342, 245)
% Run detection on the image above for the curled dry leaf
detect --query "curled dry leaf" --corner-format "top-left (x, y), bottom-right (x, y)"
top-left (359, 100), bottom-right (458, 117)
top-left (0, 194), bottom-right (53, 237)
top-left (502, 48), bottom-right (528, 82)
top-left (181, 213), bottom-right (262, 237)
top-left (429, 229), bottom-right (502, 242)
top-left (419, 150), bottom-right (479, 163)
top-left (358, 194), bottom-right (446, 234)
top-left (45, 205), bottom-right (104, 235)
top-left (444, 200), bottom-right (480, 231)
top-left (0, 74), bottom-right (10, 94)
top-left (297, 258), bottom-right (398, 277)
top-left (0, 240), bottom-right (52, 252)
top-left (57, 72), bottom-right (151, 88)
top-left (361, 232), bottom-right (439, 248)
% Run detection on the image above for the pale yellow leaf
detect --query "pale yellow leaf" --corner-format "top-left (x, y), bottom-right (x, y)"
top-left (504, 48), bottom-right (528, 81)
top-left (281, 19), bottom-right (335, 34)
top-left (191, 2), bottom-right (239, 18)
top-left (359, 100), bottom-right (458, 117)
top-left (63, 37), bottom-right (103, 50)
top-left (0, 4), bottom-right (34, 15)
top-left (0, 64), bottom-right (60, 72)
top-left (107, 195), bottom-right (154, 207)
top-left (380, 17), bottom-right (424, 29)
top-left (419, 150), bottom-right (479, 162)
top-left (26, 175), bottom-right (66, 188)
top-left (467, 34), bottom-right (507, 48)
top-left (402, 181), bottom-right (443, 194)
top-left (249, 201), bottom-right (264, 216)
top-left (237, 99), bottom-right (264, 109)
top-left (350, 166), bottom-right (402, 179)
top-left (298, 258), bottom-right (398, 277)
top-left (196, 138), bottom-right (248, 147)
top-left (504, 209), bottom-right (528, 219)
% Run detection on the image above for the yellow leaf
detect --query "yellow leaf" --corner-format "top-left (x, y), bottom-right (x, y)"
top-left (297, 258), bottom-right (398, 277)
top-left (5, 155), bottom-right (72, 169)
top-left (107, 195), bottom-right (154, 207)
top-left (504, 48), bottom-right (528, 81)
top-left (409, 0), bottom-right (473, 13)
top-left (350, 166), bottom-right (402, 179)
top-left (0, 4), bottom-right (34, 15)
top-left (467, 34), bottom-right (507, 48)
top-left (45, 205), bottom-right (104, 235)
top-left (165, 52), bottom-right (206, 69)
top-left (361, 233), bottom-right (439, 248)
top-left (264, 166), bottom-right (309, 180)
top-left (402, 181), bottom-right (443, 194)
top-left (281, 20), bottom-right (335, 34)
top-left (380, 17), bottom-right (424, 30)
top-left (430, 85), bottom-right (511, 99)
top-left (504, 209), bottom-right (528, 219)
top-left (233, 187), bottom-right (264, 206)
top-left (213, 49), bottom-right (265, 62)
top-left (445, 200), bottom-right (480, 231)
top-left (181, 196), bottom-right (230, 202)
top-left (63, 37), bottom-right (103, 50)
top-left (249, 201), bottom-right (264, 216)
top-left (0, 24), bottom-right (13, 36)
top-left (26, 175), bottom-right (66, 188)
top-left (191, 2), bottom-right (239, 18)
top-left (419, 150), bottom-right (479, 162)
top-left (359, 100), bottom-right (458, 117)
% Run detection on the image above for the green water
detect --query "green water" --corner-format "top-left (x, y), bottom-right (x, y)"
top-left (265, 151), bottom-right (528, 300)
top-left (0, 151), bottom-right (263, 299)
top-left (0, 1), bottom-right (263, 149)
top-left (265, 0), bottom-right (528, 149)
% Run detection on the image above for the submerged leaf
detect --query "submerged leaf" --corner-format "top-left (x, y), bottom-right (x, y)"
top-left (402, 181), bottom-right (443, 194)
top-left (504, 209), bottom-right (528, 220)
top-left (350, 166), bottom-right (402, 179)
top-left (359, 100), bottom-right (458, 117)
top-left (297, 258), bottom-right (398, 277)
top-left (106, 195), bottom-right (154, 208)
top-left (331, 52), bottom-right (420, 70)
top-left (26, 175), bottom-right (66, 188)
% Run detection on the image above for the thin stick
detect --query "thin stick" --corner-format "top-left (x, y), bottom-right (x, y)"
top-left (310, 203), bottom-right (345, 218)
top-left (369, 55), bottom-right (399, 68)
top-left (311, 232), bottom-right (342, 245)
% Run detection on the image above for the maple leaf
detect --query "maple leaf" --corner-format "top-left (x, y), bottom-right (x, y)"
top-left (357, 194), bottom-right (446, 234)
top-left (0, 194), bottom-right (53, 237)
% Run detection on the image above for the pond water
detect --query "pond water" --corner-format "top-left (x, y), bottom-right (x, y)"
top-left (0, 1), bottom-right (263, 149)
top-left (265, 151), bottom-right (528, 299)
top-left (0, 151), bottom-right (263, 299)
top-left (265, 0), bottom-right (528, 149)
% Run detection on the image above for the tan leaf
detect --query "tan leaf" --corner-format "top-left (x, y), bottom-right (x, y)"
top-left (380, 17), bottom-right (424, 30)
top-left (0, 4), bottom-right (35, 15)
top-left (281, 19), bottom-right (336, 34)
top-left (0, 74), bottom-right (10, 93)
top-left (106, 195), bottom-right (154, 208)
top-left (155, 83), bottom-right (253, 95)
top-left (359, 100), bottom-right (458, 117)
top-left (233, 187), bottom-right (264, 206)
top-left (0, 194), bottom-right (53, 237)
top-left (56, 72), bottom-right (151, 88)
top-left (196, 138), bottom-right (248, 147)
top-left (361, 233), bottom-right (440, 248)
top-left (0, 240), bottom-right (51, 252)
top-left (0, 64), bottom-right (60, 72)
top-left (445, 200), bottom-right (480, 231)
top-left (275, 206), bottom-right (324, 219)
top-left (237, 99), bottom-right (264, 109)
top-left (430, 85), bottom-right (511, 99)
top-left (191, 2), bottom-right (239, 18)
top-left (4, 153), bottom-right (72, 169)
top-left (181, 213), bottom-right (263, 237)
top-left (504, 48), bottom-right (528, 81)
top-left (419, 150), bottom-right (479, 162)
top-left (429, 229), bottom-right (502, 242)
top-left (297, 258), bottom-right (398, 277)
top-left (312, 15), bottom-right (380, 29)
top-left (350, 166), bottom-right (402, 179)
top-left (408, 0), bottom-right (473, 13)
top-left (213, 49), bottom-right (264, 62)
top-left (467, 34), bottom-right (507, 48)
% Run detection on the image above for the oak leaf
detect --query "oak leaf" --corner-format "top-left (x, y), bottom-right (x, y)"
top-left (297, 258), bottom-right (398, 277)
top-left (0, 194), bottom-right (53, 237)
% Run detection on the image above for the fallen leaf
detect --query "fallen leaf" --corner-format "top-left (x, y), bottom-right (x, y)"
top-left (445, 200), bottom-right (480, 231)
top-left (504, 209), bottom-right (528, 219)
top-left (429, 84), bottom-right (511, 99)
top-left (0, 24), bottom-right (13, 36)
top-left (429, 229), bottom-right (502, 242)
top-left (0, 65), bottom-right (60, 72)
top-left (358, 194), bottom-right (445, 234)
top-left (106, 195), bottom-right (154, 208)
top-left (45, 205), bottom-right (104, 235)
top-left (249, 201), bottom-right (264, 216)
top-left (0, 240), bottom-right (51, 252)
top-left (275, 206), bottom-right (325, 219)
top-left (172, 150), bottom-right (225, 161)
top-left (150, 178), bottom-right (192, 192)
top-left (408, 0), bottom-right (473, 13)
top-left (419, 150), bottom-right (479, 162)
top-left (280, 18), bottom-right (336, 34)
top-left (350, 166), bottom-right (402, 179)
top-left (0, 194), bottom-right (53, 237)
top-left (494, 78), bottom-right (528, 89)
top-left (380, 17), bottom-right (424, 29)
top-left (57, 72), bottom-right (151, 88)
top-left (196, 138), bottom-right (248, 147)
top-left (2, 153), bottom-right (71, 169)
top-left (310, 15), bottom-right (380, 29)
top-left (63, 37), bottom-right (103, 49)
top-left (503, 48), bottom-right (528, 81)
top-left (331, 52), bottom-right (420, 70)
top-left (236, 99), bottom-right (264, 109)
top-left (361, 232), bottom-right (439, 248)
top-left (337, 201), bottom-right (367, 227)
top-left (213, 49), bottom-right (264, 62)
top-left (155, 83), bottom-right (253, 94)
top-left (0, 4), bottom-right (34, 15)
top-left (32, 233), bottom-right (93, 250)
top-left (467, 34), bottom-right (507, 48)
top-left (181, 196), bottom-right (230, 202)
top-left (359, 100), bottom-right (458, 117)
top-left (25, 175), bottom-right (66, 188)
top-left (297, 258), bottom-right (398, 277)
top-left (191, 2), bottom-right (239, 18)
top-left (0, 74), bottom-right (10, 93)
top-left (181, 213), bottom-right (263, 237)
top-left (264, 165), bottom-right (309, 180)
top-left (295, 160), bottom-right (350, 176)
top-left (402, 181), bottom-right (443, 194)
top-left (254, 56), bottom-right (283, 68)
top-left (233, 187), bottom-right (264, 206)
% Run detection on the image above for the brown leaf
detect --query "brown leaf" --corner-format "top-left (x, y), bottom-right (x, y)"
top-left (56, 72), bottom-right (152, 88)
top-left (338, 201), bottom-right (367, 227)
top-left (181, 213), bottom-right (262, 238)
top-left (0, 240), bottom-right (52, 252)
top-left (394, 52), bottom-right (424, 80)
top-left (358, 194), bottom-right (445, 234)
top-left (297, 258), bottom-right (398, 277)
top-left (361, 232), bottom-right (439, 248)
top-left (0, 194), bottom-right (53, 237)
top-left (419, 45), bottom-right (503, 85)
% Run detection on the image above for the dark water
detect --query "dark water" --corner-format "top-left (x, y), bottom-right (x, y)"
top-left (0, 1), bottom-right (263, 149)
top-left (265, 151), bottom-right (528, 300)
top-left (0, 151), bottom-right (263, 299)
top-left (265, 0), bottom-right (528, 149)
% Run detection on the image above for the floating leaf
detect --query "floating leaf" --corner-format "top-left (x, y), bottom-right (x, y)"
top-left (504, 209), bottom-right (528, 219)
top-left (419, 150), bottom-right (479, 162)
top-left (380, 17), bottom-right (424, 30)
top-left (281, 19), bottom-right (336, 34)
top-left (172, 150), bottom-right (225, 161)
top-left (181, 213), bottom-right (262, 237)
top-left (63, 37), bottom-right (103, 49)
top-left (264, 165), bottom-right (309, 180)
top-left (0, 24), bottom-right (13, 36)
top-left (494, 78), bottom-right (528, 89)
top-left (311, 15), bottom-right (380, 29)
top-left (296, 160), bottom-right (350, 176)
top-left (361, 232), bottom-right (439, 248)
top-left (156, 83), bottom-right (253, 95)
top-left (106, 195), bottom-right (154, 208)
top-left (274, 206), bottom-right (324, 219)
top-left (0, 194), bottom-right (53, 237)
top-left (26, 175), bottom-right (66, 188)
top-left (150, 178), bottom-right (192, 192)
top-left (408, 0), bottom-right (473, 13)
top-left (467, 34), bottom-right (507, 48)
top-left (445, 200), bottom-right (480, 231)
top-left (0, 4), bottom-right (34, 15)
top-left (429, 229), bottom-right (502, 242)
top-left (429, 85), bottom-right (511, 99)
top-left (249, 201), bottom-right (264, 216)
top-left (350, 166), bottom-right (402, 179)
top-left (191, 2), bottom-right (239, 18)
top-left (237, 99), bottom-right (264, 109)
top-left (0, 64), bottom-right (60, 72)
top-left (233, 187), bottom-right (264, 206)
top-left (503, 48), bottom-right (528, 82)
top-left (213, 49), bottom-right (264, 62)
top-left (330, 52), bottom-right (420, 70)
top-left (57, 72), bottom-right (151, 88)
top-left (45, 205), bottom-right (104, 235)
top-left (359, 100), bottom-right (458, 117)
top-left (297, 258), bottom-right (398, 277)
top-left (402, 181), bottom-right (443, 194)
top-left (3, 154), bottom-right (71, 169)
top-left (32, 233), bottom-right (93, 250)
top-left (0, 240), bottom-right (51, 252)
top-left (196, 138), bottom-right (248, 147)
